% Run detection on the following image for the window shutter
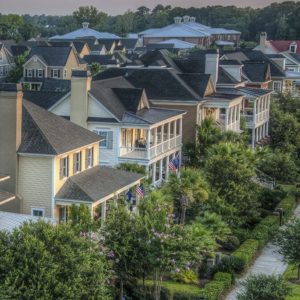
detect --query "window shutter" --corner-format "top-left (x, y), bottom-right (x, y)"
top-left (73, 154), bottom-right (77, 173)
top-left (107, 131), bottom-right (113, 149)
top-left (42, 69), bottom-right (45, 77)
top-left (25, 69), bottom-right (28, 77)
top-left (59, 159), bottom-right (63, 179)
top-left (58, 69), bottom-right (61, 78)
top-left (51, 69), bottom-right (53, 77)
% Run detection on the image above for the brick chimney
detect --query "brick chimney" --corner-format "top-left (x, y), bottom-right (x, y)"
top-left (0, 83), bottom-right (23, 196)
top-left (70, 70), bottom-right (91, 128)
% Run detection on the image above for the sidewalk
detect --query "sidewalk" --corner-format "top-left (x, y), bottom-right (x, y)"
top-left (225, 205), bottom-right (300, 300)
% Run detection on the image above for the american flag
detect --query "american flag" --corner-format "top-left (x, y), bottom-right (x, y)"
top-left (169, 159), bottom-right (177, 172)
top-left (136, 184), bottom-right (145, 197)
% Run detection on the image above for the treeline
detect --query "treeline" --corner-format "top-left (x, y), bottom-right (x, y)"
top-left (1, 1), bottom-right (300, 41)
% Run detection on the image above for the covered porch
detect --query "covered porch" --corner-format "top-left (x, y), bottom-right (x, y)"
top-left (119, 118), bottom-right (182, 161)
top-left (54, 166), bottom-right (144, 223)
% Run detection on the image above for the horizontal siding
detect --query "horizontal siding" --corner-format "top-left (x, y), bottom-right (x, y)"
top-left (18, 156), bottom-right (53, 218)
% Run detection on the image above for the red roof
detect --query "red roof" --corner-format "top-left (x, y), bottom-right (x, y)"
top-left (269, 40), bottom-right (300, 53)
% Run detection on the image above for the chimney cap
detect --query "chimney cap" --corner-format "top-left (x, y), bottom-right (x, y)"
top-left (0, 83), bottom-right (22, 92)
top-left (82, 22), bottom-right (90, 29)
top-left (72, 70), bottom-right (91, 78)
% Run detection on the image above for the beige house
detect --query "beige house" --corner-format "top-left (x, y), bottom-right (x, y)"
top-left (0, 43), bottom-right (14, 81)
top-left (23, 45), bottom-right (86, 90)
top-left (0, 83), bottom-right (143, 222)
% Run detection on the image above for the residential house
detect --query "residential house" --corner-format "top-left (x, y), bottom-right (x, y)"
top-left (0, 42), bottom-right (15, 81)
top-left (0, 83), bottom-right (144, 221)
top-left (23, 45), bottom-right (87, 90)
top-left (139, 16), bottom-right (241, 48)
top-left (24, 71), bottom-right (185, 186)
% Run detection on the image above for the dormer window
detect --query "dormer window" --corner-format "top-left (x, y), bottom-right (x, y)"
top-left (183, 15), bottom-right (190, 23)
top-left (174, 17), bottom-right (182, 24)
top-left (290, 42), bottom-right (297, 53)
top-left (52, 69), bottom-right (59, 78)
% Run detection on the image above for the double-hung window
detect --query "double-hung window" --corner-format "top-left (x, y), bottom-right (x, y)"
top-left (27, 69), bottom-right (33, 77)
top-left (93, 129), bottom-right (113, 149)
top-left (60, 156), bottom-right (69, 179)
top-left (74, 152), bottom-right (81, 173)
top-left (86, 148), bottom-right (94, 168)
top-left (273, 81), bottom-right (282, 93)
top-left (52, 69), bottom-right (59, 78)
top-left (37, 69), bottom-right (43, 78)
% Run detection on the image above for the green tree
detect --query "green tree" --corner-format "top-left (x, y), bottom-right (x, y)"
top-left (237, 274), bottom-right (291, 300)
top-left (0, 221), bottom-right (111, 299)
top-left (274, 218), bottom-right (300, 280)
top-left (73, 6), bottom-right (107, 29)
top-left (90, 62), bottom-right (104, 76)
top-left (7, 51), bottom-right (29, 83)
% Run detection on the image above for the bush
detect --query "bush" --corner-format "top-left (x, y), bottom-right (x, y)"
top-left (237, 274), bottom-right (292, 300)
top-left (231, 228), bottom-right (251, 244)
top-left (199, 272), bottom-right (232, 300)
top-left (218, 235), bottom-right (240, 251)
top-left (213, 255), bottom-right (245, 274)
top-left (117, 163), bottom-right (146, 175)
top-left (232, 239), bottom-right (260, 269)
top-left (251, 215), bottom-right (278, 248)
top-left (279, 195), bottom-right (296, 219)
top-left (171, 269), bottom-right (198, 284)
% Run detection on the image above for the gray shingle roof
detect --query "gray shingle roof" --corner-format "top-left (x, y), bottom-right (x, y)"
top-left (28, 46), bottom-right (73, 66)
top-left (18, 100), bottom-right (100, 155)
top-left (242, 61), bottom-right (271, 83)
top-left (55, 166), bottom-right (143, 202)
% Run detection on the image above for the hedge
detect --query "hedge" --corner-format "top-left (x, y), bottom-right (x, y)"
top-left (232, 239), bottom-right (260, 268)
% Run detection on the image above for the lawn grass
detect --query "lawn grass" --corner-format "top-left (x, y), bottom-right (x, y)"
top-left (284, 265), bottom-right (300, 300)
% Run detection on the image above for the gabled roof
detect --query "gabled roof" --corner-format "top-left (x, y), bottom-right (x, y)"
top-left (18, 100), bottom-right (100, 155)
top-left (97, 39), bottom-right (117, 51)
top-left (242, 61), bottom-right (271, 83)
top-left (218, 67), bottom-right (239, 85)
top-left (269, 40), bottom-right (300, 54)
top-left (121, 38), bottom-right (139, 50)
top-left (83, 54), bottom-right (117, 65)
top-left (55, 166), bottom-right (143, 202)
top-left (27, 46), bottom-right (73, 66)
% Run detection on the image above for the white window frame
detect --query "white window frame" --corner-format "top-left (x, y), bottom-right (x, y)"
top-left (74, 151), bottom-right (82, 173)
top-left (62, 156), bottom-right (69, 178)
top-left (52, 69), bottom-right (59, 78)
top-left (94, 129), bottom-right (109, 149)
top-left (27, 69), bottom-right (33, 77)
top-left (273, 81), bottom-right (282, 93)
top-left (87, 147), bottom-right (94, 168)
top-left (37, 69), bottom-right (43, 78)
top-left (64, 69), bottom-right (67, 78)
top-left (31, 207), bottom-right (45, 217)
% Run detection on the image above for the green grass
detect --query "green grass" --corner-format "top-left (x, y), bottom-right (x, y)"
top-left (284, 265), bottom-right (300, 300)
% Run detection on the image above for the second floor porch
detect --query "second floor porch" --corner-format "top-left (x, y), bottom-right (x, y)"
top-left (119, 118), bottom-right (182, 161)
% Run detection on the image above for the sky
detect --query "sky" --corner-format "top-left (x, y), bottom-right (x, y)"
top-left (0, 0), bottom-right (288, 15)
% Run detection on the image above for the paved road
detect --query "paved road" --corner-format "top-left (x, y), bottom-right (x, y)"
top-left (226, 204), bottom-right (300, 300)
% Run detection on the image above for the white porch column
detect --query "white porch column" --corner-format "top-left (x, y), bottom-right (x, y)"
top-left (174, 120), bottom-right (177, 137)
top-left (101, 201), bottom-right (107, 223)
top-left (154, 127), bottom-right (158, 156)
top-left (253, 99), bottom-right (257, 124)
top-left (166, 155), bottom-right (170, 180)
top-left (167, 122), bottom-right (171, 149)
top-left (161, 124), bottom-right (165, 142)
top-left (152, 162), bottom-right (156, 184)
top-left (251, 129), bottom-right (255, 148)
top-left (159, 159), bottom-right (163, 182)
top-left (179, 118), bottom-right (183, 136)
top-left (147, 129), bottom-right (151, 159)
top-left (225, 108), bottom-right (229, 130)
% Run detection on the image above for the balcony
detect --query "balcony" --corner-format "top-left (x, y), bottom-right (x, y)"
top-left (120, 135), bottom-right (182, 161)
top-left (217, 114), bottom-right (240, 133)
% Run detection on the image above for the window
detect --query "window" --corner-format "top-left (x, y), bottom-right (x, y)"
top-left (290, 44), bottom-right (297, 53)
top-left (31, 208), bottom-right (45, 217)
top-left (0, 67), bottom-right (3, 76)
top-left (52, 69), bottom-right (59, 78)
top-left (86, 148), bottom-right (94, 168)
top-left (64, 69), bottom-right (67, 78)
top-left (60, 156), bottom-right (69, 179)
top-left (27, 69), bottom-right (33, 77)
top-left (273, 81), bottom-right (282, 93)
top-left (37, 69), bottom-right (43, 78)
top-left (73, 152), bottom-right (81, 173)
top-left (93, 129), bottom-right (113, 149)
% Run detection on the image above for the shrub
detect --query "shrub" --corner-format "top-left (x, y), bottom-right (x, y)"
top-left (279, 195), bottom-right (296, 219)
top-left (171, 269), bottom-right (198, 284)
top-left (213, 272), bottom-right (233, 288)
top-left (213, 255), bottom-right (245, 274)
top-left (117, 163), bottom-right (146, 175)
top-left (218, 235), bottom-right (240, 251)
top-left (231, 228), bottom-right (251, 244)
top-left (232, 239), bottom-right (260, 268)
top-left (237, 274), bottom-right (292, 300)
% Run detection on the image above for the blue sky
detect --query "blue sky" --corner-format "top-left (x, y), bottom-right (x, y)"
top-left (0, 0), bottom-right (286, 15)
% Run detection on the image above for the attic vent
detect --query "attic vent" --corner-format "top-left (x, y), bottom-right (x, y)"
top-left (174, 17), bottom-right (182, 24)
top-left (183, 15), bottom-right (190, 23)
top-left (82, 22), bottom-right (89, 29)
